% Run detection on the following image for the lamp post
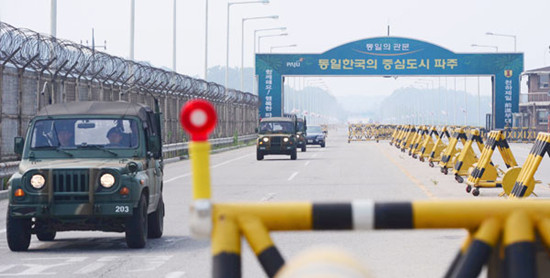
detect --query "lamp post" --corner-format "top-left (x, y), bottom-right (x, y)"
top-left (204, 0), bottom-right (208, 79)
top-left (129, 0), bottom-right (135, 60)
top-left (270, 44), bottom-right (297, 53)
top-left (226, 0), bottom-right (270, 89)
top-left (471, 44), bottom-right (499, 52)
top-left (257, 33), bottom-right (288, 53)
top-left (241, 15), bottom-right (278, 91)
top-left (252, 27), bottom-right (286, 94)
top-left (486, 32), bottom-right (517, 52)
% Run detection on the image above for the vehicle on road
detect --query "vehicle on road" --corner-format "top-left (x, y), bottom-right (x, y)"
top-left (306, 125), bottom-right (326, 147)
top-left (256, 117), bottom-right (298, 160)
top-left (7, 101), bottom-right (165, 251)
top-left (284, 114), bottom-right (307, 152)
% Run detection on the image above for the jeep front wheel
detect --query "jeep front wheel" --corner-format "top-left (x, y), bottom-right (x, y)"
top-left (256, 151), bottom-right (264, 160)
top-left (290, 149), bottom-right (297, 160)
top-left (6, 213), bottom-right (31, 251)
top-left (126, 194), bottom-right (148, 248)
top-left (148, 195), bottom-right (164, 239)
top-left (37, 231), bottom-right (56, 241)
top-left (301, 144), bottom-right (306, 152)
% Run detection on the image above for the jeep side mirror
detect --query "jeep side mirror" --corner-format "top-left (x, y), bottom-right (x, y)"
top-left (14, 137), bottom-right (24, 155)
top-left (148, 135), bottom-right (161, 155)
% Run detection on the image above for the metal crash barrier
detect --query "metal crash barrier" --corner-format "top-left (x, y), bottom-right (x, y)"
top-left (181, 101), bottom-right (550, 278)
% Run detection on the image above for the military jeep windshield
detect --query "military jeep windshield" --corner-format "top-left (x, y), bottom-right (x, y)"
top-left (30, 118), bottom-right (139, 149)
top-left (259, 121), bottom-right (295, 134)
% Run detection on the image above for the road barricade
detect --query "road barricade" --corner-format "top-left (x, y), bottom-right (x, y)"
top-left (393, 125), bottom-right (409, 148)
top-left (181, 101), bottom-right (550, 277)
top-left (508, 132), bottom-right (550, 198)
top-left (418, 126), bottom-right (437, 162)
top-left (452, 129), bottom-right (485, 183)
top-left (389, 125), bottom-right (401, 146)
top-left (428, 126), bottom-right (450, 167)
top-left (400, 125), bottom-right (416, 152)
top-left (409, 126), bottom-right (428, 158)
top-left (465, 130), bottom-right (518, 196)
top-left (439, 128), bottom-right (467, 174)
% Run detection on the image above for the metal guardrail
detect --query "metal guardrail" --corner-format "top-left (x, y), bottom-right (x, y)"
top-left (0, 134), bottom-right (258, 182)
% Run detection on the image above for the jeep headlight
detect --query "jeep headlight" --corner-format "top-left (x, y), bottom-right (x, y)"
top-left (30, 174), bottom-right (45, 189)
top-left (262, 137), bottom-right (269, 142)
top-left (100, 173), bottom-right (116, 188)
top-left (283, 137), bottom-right (289, 142)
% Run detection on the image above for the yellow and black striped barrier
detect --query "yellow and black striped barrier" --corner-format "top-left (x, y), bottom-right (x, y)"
top-left (465, 130), bottom-right (518, 196)
top-left (508, 132), bottom-right (550, 198)
top-left (417, 126), bottom-right (437, 162)
top-left (452, 129), bottom-right (485, 183)
top-left (428, 126), bottom-right (450, 167)
top-left (348, 124), bottom-right (396, 143)
top-left (439, 128), bottom-right (467, 174)
top-left (409, 126), bottom-right (428, 158)
top-left (400, 125), bottom-right (416, 152)
top-left (389, 125), bottom-right (401, 146)
top-left (182, 102), bottom-right (550, 277)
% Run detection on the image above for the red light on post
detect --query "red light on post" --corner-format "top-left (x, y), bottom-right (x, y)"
top-left (180, 100), bottom-right (217, 141)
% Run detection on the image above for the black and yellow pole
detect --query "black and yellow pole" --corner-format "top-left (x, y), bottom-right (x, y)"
top-left (443, 233), bottom-right (472, 278)
top-left (503, 211), bottom-right (536, 277)
top-left (212, 215), bottom-right (241, 278)
top-left (450, 218), bottom-right (500, 277)
top-left (238, 216), bottom-right (284, 277)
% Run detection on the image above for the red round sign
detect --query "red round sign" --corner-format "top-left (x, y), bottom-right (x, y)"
top-left (179, 100), bottom-right (217, 141)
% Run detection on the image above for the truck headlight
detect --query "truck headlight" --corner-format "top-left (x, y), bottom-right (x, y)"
top-left (30, 174), bottom-right (45, 189)
top-left (283, 137), bottom-right (289, 142)
top-left (100, 173), bottom-right (116, 188)
top-left (262, 137), bottom-right (269, 142)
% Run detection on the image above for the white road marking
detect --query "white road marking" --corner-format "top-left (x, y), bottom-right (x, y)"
top-left (165, 272), bottom-right (187, 278)
top-left (304, 161), bottom-right (311, 166)
top-left (165, 153), bottom-right (253, 183)
top-left (288, 171), bottom-right (299, 181)
top-left (260, 192), bottom-right (276, 202)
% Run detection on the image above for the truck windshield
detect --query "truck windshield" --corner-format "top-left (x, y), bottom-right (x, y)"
top-left (259, 122), bottom-right (295, 134)
top-left (30, 118), bottom-right (139, 149)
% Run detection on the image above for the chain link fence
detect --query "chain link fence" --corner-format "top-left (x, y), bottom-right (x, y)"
top-left (0, 22), bottom-right (259, 161)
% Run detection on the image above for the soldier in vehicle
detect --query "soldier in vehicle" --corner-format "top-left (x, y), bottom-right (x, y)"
top-left (56, 123), bottom-right (74, 147)
top-left (106, 127), bottom-right (124, 147)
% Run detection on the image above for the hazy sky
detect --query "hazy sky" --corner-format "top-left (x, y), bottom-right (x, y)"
top-left (1, 0), bottom-right (548, 97)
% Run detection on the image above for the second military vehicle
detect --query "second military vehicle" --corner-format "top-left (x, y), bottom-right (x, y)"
top-left (256, 117), bottom-right (298, 160)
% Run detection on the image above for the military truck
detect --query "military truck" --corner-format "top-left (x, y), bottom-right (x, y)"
top-left (7, 101), bottom-right (164, 251)
top-left (256, 117), bottom-right (298, 160)
top-left (284, 114), bottom-right (307, 152)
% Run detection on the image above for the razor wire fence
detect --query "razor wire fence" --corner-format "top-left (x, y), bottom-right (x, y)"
top-left (0, 22), bottom-right (259, 161)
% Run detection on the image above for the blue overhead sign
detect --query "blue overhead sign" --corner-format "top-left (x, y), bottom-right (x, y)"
top-left (256, 36), bottom-right (523, 128)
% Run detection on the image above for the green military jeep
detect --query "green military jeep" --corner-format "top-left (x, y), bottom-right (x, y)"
top-left (256, 117), bottom-right (298, 160)
top-left (7, 101), bottom-right (164, 251)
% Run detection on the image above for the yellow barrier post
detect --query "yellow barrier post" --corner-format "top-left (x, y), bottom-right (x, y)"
top-left (439, 128), bottom-right (467, 175)
top-left (465, 130), bottom-right (518, 196)
top-left (508, 132), bottom-right (550, 198)
top-left (428, 126), bottom-right (450, 167)
top-left (452, 129), bottom-right (484, 183)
